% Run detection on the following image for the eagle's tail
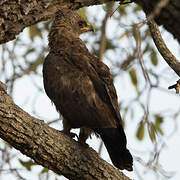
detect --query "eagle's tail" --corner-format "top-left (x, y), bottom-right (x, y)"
top-left (96, 126), bottom-right (133, 171)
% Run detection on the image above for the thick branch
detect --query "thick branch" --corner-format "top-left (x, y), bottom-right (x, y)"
top-left (0, 0), bottom-right (118, 44)
top-left (0, 81), bottom-right (131, 180)
top-left (0, 0), bottom-right (180, 44)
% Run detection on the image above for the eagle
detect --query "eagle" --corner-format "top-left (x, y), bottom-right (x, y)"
top-left (43, 9), bottom-right (133, 171)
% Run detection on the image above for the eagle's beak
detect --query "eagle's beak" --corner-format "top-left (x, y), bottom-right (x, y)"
top-left (81, 23), bottom-right (94, 33)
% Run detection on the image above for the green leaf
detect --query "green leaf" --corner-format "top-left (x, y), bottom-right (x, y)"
top-left (143, 44), bottom-right (150, 53)
top-left (136, 121), bottom-right (145, 140)
top-left (129, 68), bottom-right (138, 88)
top-left (29, 25), bottom-right (43, 42)
top-left (118, 6), bottom-right (127, 16)
top-left (155, 115), bottom-right (164, 135)
top-left (151, 49), bottom-right (158, 66)
top-left (157, 126), bottom-right (164, 135)
top-left (155, 115), bottom-right (163, 124)
top-left (28, 57), bottom-right (43, 72)
top-left (148, 123), bottom-right (156, 142)
top-left (23, 48), bottom-right (35, 58)
top-left (106, 39), bottom-right (116, 50)
top-left (41, 167), bottom-right (49, 174)
top-left (133, 4), bottom-right (142, 12)
top-left (19, 159), bottom-right (36, 171)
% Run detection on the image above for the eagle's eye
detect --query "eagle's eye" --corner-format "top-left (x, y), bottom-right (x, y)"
top-left (78, 21), bottom-right (87, 28)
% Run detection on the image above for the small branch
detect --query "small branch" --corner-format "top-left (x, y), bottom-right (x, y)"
top-left (0, 81), bottom-right (131, 180)
top-left (147, 0), bottom-right (169, 21)
top-left (168, 80), bottom-right (180, 94)
top-left (147, 19), bottom-right (180, 77)
top-left (147, 19), bottom-right (180, 93)
top-left (99, 2), bottom-right (114, 61)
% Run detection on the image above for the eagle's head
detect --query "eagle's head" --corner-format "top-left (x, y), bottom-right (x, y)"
top-left (50, 9), bottom-right (94, 39)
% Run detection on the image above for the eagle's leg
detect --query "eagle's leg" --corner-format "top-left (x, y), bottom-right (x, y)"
top-left (61, 118), bottom-right (77, 138)
top-left (78, 127), bottom-right (92, 146)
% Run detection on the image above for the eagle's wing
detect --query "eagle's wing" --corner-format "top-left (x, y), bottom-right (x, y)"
top-left (70, 39), bottom-right (133, 171)
top-left (71, 39), bottom-right (121, 125)
top-left (43, 52), bottom-right (117, 128)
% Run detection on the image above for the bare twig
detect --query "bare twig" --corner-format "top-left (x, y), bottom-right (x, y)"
top-left (147, 0), bottom-right (169, 21)
top-left (135, 23), bottom-right (151, 85)
top-left (99, 2), bottom-right (114, 61)
top-left (147, 19), bottom-right (180, 77)
top-left (168, 80), bottom-right (180, 94)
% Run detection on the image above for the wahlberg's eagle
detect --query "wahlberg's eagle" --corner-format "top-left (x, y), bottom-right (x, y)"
top-left (43, 9), bottom-right (133, 171)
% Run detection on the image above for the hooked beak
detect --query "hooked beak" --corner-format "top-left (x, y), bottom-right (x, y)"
top-left (80, 23), bottom-right (94, 33)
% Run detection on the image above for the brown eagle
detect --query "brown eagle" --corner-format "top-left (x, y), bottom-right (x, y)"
top-left (43, 9), bottom-right (133, 171)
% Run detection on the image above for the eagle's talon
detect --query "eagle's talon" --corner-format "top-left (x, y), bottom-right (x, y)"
top-left (78, 140), bottom-right (89, 148)
top-left (61, 130), bottom-right (78, 139)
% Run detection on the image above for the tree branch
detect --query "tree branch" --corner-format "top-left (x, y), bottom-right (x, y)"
top-left (0, 81), bottom-right (131, 180)
top-left (0, 0), bottom-right (180, 44)
top-left (147, 19), bottom-right (180, 77)
top-left (99, 2), bottom-right (114, 61)
top-left (0, 0), bottom-right (118, 44)
top-left (145, 0), bottom-right (180, 92)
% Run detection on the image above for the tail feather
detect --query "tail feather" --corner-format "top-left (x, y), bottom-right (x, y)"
top-left (95, 127), bottom-right (133, 171)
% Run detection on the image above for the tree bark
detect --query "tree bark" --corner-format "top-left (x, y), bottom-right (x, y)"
top-left (0, 0), bottom-right (179, 44)
top-left (0, 0), bottom-right (114, 44)
top-left (0, 81), bottom-right (131, 180)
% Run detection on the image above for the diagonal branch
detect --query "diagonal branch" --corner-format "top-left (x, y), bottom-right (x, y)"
top-left (0, 0), bottom-right (118, 44)
top-left (145, 0), bottom-right (180, 92)
top-left (147, 19), bottom-right (180, 77)
top-left (0, 81), bottom-right (131, 180)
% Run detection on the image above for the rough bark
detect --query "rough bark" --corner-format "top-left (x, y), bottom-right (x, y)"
top-left (0, 81), bottom-right (131, 180)
top-left (0, 0), bottom-right (114, 44)
top-left (0, 0), bottom-right (180, 44)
